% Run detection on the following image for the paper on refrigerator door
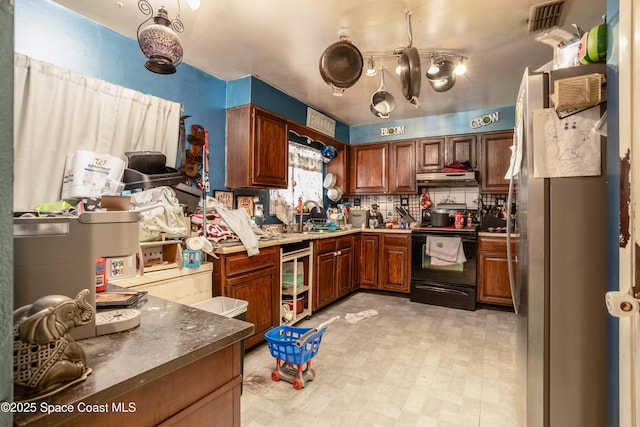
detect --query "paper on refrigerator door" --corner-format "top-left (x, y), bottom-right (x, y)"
top-left (532, 108), bottom-right (601, 178)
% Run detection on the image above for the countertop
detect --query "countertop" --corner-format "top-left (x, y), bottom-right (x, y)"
top-left (478, 231), bottom-right (520, 238)
top-left (13, 286), bottom-right (254, 426)
top-left (214, 227), bottom-right (412, 254)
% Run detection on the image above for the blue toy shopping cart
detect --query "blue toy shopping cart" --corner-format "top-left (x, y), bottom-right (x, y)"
top-left (264, 316), bottom-right (339, 390)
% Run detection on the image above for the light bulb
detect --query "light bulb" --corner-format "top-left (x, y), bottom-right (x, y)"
top-left (454, 60), bottom-right (467, 75)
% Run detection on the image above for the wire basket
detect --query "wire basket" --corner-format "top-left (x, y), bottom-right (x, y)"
top-left (264, 325), bottom-right (325, 365)
top-left (552, 73), bottom-right (603, 111)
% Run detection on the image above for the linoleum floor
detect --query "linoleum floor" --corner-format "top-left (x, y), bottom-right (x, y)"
top-left (241, 292), bottom-right (519, 427)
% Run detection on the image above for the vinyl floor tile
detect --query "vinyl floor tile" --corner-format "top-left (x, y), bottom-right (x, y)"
top-left (241, 292), bottom-right (519, 427)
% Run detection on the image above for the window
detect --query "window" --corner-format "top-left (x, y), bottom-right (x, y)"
top-left (270, 142), bottom-right (323, 222)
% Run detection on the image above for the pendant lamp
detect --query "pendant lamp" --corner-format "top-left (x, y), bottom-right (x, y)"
top-left (137, 1), bottom-right (184, 74)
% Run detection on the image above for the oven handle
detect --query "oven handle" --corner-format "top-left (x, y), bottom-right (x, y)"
top-left (413, 284), bottom-right (470, 297)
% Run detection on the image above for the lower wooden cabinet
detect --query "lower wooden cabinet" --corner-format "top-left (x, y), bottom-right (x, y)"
top-left (313, 236), bottom-right (354, 311)
top-left (211, 247), bottom-right (279, 348)
top-left (359, 233), bottom-right (411, 293)
top-left (379, 234), bottom-right (411, 293)
top-left (477, 236), bottom-right (518, 306)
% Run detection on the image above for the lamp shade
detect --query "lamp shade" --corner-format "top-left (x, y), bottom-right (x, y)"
top-left (138, 6), bottom-right (183, 74)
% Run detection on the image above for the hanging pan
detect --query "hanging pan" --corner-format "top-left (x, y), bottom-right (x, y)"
top-left (319, 35), bottom-right (364, 96)
top-left (399, 11), bottom-right (421, 107)
top-left (371, 68), bottom-right (396, 118)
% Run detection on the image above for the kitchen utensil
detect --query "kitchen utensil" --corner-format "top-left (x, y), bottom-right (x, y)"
top-left (319, 35), bottom-right (364, 95)
top-left (399, 11), bottom-right (421, 106)
top-left (371, 68), bottom-right (395, 117)
top-left (429, 209), bottom-right (452, 227)
top-left (427, 58), bottom-right (457, 92)
top-left (321, 145), bottom-right (338, 162)
top-left (323, 173), bottom-right (337, 189)
top-left (327, 186), bottom-right (343, 202)
top-left (370, 103), bottom-right (389, 119)
top-left (420, 188), bottom-right (432, 209)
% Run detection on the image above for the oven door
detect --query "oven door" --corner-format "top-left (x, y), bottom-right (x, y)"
top-left (410, 231), bottom-right (477, 286)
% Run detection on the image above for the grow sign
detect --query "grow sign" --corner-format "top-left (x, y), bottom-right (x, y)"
top-left (380, 125), bottom-right (405, 136)
top-left (470, 112), bottom-right (499, 129)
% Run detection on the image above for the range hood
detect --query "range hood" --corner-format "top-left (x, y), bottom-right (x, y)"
top-left (416, 171), bottom-right (479, 187)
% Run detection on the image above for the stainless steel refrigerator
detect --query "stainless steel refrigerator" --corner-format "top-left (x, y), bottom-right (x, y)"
top-left (508, 63), bottom-right (607, 427)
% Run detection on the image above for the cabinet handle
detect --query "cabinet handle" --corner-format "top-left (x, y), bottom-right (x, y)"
top-left (337, 250), bottom-right (342, 256)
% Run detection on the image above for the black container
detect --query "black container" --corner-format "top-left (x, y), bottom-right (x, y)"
top-left (123, 151), bottom-right (183, 190)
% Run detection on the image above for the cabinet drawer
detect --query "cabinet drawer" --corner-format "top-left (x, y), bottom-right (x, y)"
top-left (224, 247), bottom-right (277, 276)
top-left (383, 234), bottom-right (410, 247)
top-left (336, 235), bottom-right (353, 250)
top-left (315, 238), bottom-right (337, 254)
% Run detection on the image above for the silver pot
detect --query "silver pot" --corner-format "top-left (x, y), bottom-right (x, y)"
top-left (430, 210), bottom-right (451, 227)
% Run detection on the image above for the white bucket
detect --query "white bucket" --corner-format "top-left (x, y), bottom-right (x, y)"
top-left (61, 150), bottom-right (126, 200)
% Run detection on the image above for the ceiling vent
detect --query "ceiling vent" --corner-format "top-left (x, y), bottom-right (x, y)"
top-left (527, 0), bottom-right (570, 34)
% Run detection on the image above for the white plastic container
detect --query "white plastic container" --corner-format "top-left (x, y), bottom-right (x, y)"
top-left (61, 150), bottom-right (126, 200)
top-left (191, 296), bottom-right (248, 319)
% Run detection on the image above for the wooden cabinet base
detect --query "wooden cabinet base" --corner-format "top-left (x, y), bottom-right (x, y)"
top-left (58, 343), bottom-right (243, 427)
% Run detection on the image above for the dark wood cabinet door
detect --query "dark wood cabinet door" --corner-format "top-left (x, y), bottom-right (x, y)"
top-left (477, 237), bottom-right (518, 306)
top-left (359, 234), bottom-right (379, 288)
top-left (226, 269), bottom-right (277, 348)
top-left (349, 144), bottom-right (388, 194)
top-left (225, 105), bottom-right (288, 189)
top-left (314, 251), bottom-right (338, 310)
top-left (447, 134), bottom-right (477, 169)
top-left (252, 109), bottom-right (288, 187)
top-left (416, 137), bottom-right (446, 172)
top-left (479, 131), bottom-right (514, 193)
top-left (389, 140), bottom-right (416, 194)
top-left (336, 247), bottom-right (353, 297)
top-left (352, 234), bottom-right (361, 288)
top-left (379, 234), bottom-right (411, 293)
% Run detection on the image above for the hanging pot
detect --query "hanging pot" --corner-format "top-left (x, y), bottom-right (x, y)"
top-left (371, 68), bottom-right (396, 117)
top-left (399, 11), bottom-right (421, 106)
top-left (319, 36), bottom-right (364, 96)
top-left (427, 58), bottom-right (457, 92)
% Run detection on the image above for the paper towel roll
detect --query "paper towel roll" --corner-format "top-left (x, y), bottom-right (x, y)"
top-left (605, 291), bottom-right (639, 318)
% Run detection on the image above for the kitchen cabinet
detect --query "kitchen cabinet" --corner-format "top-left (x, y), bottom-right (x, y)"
top-left (226, 105), bottom-right (288, 189)
top-left (416, 134), bottom-right (477, 172)
top-left (313, 236), bottom-right (354, 310)
top-left (211, 247), bottom-right (280, 348)
top-left (479, 130), bottom-right (514, 193)
top-left (352, 234), bottom-right (361, 287)
top-left (379, 234), bottom-right (411, 293)
top-left (349, 140), bottom-right (416, 194)
top-left (359, 233), bottom-right (379, 288)
top-left (360, 233), bottom-right (410, 293)
top-left (477, 235), bottom-right (518, 306)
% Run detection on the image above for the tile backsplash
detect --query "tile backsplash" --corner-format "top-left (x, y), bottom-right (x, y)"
top-left (343, 188), bottom-right (513, 224)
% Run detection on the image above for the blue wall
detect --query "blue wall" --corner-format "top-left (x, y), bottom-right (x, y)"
top-left (350, 105), bottom-right (515, 144)
top-left (16, 0), bottom-right (229, 190)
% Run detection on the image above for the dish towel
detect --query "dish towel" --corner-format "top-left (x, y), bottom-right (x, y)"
top-left (345, 309), bottom-right (379, 324)
top-left (426, 236), bottom-right (467, 266)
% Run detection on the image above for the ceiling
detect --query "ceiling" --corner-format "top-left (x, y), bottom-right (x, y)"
top-left (53, 0), bottom-right (606, 127)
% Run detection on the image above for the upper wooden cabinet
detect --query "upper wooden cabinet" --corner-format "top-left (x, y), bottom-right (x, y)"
top-left (349, 140), bottom-right (416, 194)
top-left (479, 130), bottom-right (514, 193)
top-left (416, 134), bottom-right (477, 172)
top-left (226, 105), bottom-right (288, 189)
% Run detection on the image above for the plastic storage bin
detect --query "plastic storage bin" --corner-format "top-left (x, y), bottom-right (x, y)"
top-left (192, 296), bottom-right (248, 320)
top-left (191, 296), bottom-right (249, 393)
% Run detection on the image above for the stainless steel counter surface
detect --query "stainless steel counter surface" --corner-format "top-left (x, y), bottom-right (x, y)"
top-left (13, 285), bottom-right (254, 426)
top-left (213, 227), bottom-right (412, 254)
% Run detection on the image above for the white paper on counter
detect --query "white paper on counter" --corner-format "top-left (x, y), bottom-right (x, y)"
top-left (532, 107), bottom-right (601, 178)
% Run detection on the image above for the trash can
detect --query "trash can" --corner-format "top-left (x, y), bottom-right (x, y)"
top-left (191, 297), bottom-right (249, 392)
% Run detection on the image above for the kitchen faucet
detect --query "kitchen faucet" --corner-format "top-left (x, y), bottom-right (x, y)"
top-left (299, 200), bottom-right (322, 232)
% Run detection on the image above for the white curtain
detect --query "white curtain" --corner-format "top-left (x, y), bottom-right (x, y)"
top-left (13, 53), bottom-right (182, 210)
